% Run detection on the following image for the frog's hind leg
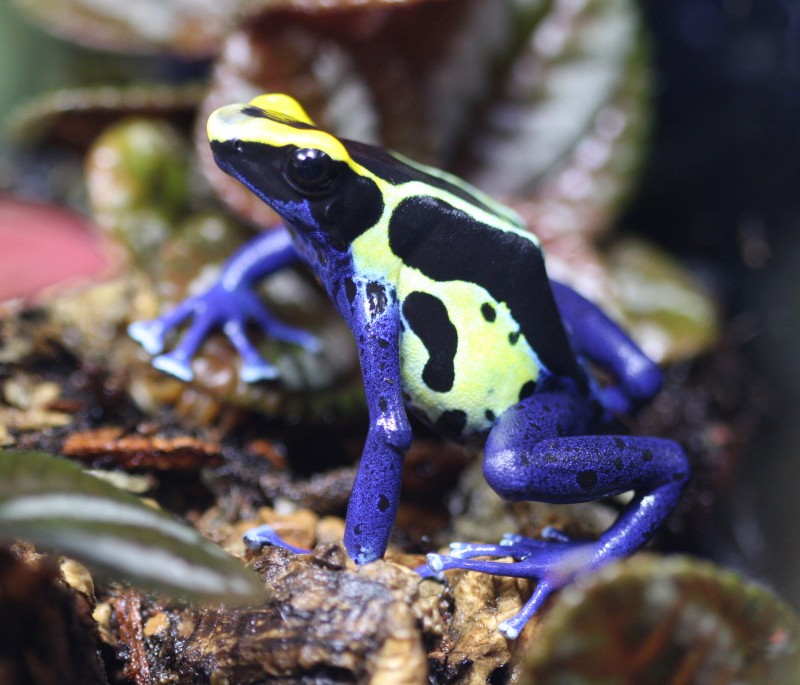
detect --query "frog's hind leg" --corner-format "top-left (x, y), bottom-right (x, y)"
top-left (421, 390), bottom-right (689, 638)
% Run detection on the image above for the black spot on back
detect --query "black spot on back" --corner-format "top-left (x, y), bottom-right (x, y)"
top-left (481, 303), bottom-right (496, 322)
top-left (402, 291), bottom-right (457, 393)
top-left (387, 196), bottom-right (583, 383)
top-left (519, 381), bottom-right (536, 402)
top-left (485, 409), bottom-right (496, 422)
top-left (346, 140), bottom-right (508, 220)
top-left (508, 331), bottom-right (520, 345)
top-left (434, 409), bottom-right (467, 439)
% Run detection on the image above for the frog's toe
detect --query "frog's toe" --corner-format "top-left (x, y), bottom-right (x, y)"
top-left (240, 358), bottom-right (280, 383)
top-left (246, 302), bottom-right (321, 353)
top-left (152, 352), bottom-right (194, 382)
top-left (424, 552), bottom-right (496, 573)
top-left (296, 331), bottom-right (323, 353)
top-left (128, 320), bottom-right (167, 355)
top-left (497, 573), bottom-right (567, 638)
top-left (267, 324), bottom-right (322, 353)
top-left (417, 538), bottom-right (603, 637)
top-left (416, 564), bottom-right (444, 581)
top-left (220, 319), bottom-right (280, 383)
top-left (447, 541), bottom-right (513, 559)
top-left (425, 552), bottom-right (445, 572)
top-left (243, 524), bottom-right (311, 554)
top-left (417, 536), bottom-right (572, 640)
top-left (415, 554), bottom-right (446, 580)
top-left (498, 620), bottom-right (521, 640)
top-left (449, 541), bottom-right (480, 558)
top-left (540, 526), bottom-right (573, 543)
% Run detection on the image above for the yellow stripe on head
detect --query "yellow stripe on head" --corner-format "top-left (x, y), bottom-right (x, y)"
top-left (207, 93), bottom-right (354, 167)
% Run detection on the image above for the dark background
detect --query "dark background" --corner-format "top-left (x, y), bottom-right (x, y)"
top-left (634, 0), bottom-right (800, 607)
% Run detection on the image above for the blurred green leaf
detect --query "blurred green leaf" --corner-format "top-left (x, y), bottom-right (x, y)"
top-left (10, 0), bottom-right (233, 57)
top-left (519, 555), bottom-right (800, 684)
top-left (0, 450), bottom-right (267, 606)
top-left (459, 0), bottom-right (647, 198)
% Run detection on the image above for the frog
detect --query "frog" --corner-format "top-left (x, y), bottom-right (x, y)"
top-left (129, 93), bottom-right (690, 639)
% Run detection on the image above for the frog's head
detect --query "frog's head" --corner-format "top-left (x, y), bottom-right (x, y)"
top-left (208, 94), bottom-right (384, 251)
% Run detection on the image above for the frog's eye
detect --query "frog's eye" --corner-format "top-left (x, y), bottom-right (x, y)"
top-left (286, 147), bottom-right (337, 194)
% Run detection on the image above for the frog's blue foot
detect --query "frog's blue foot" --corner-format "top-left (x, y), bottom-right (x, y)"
top-left (419, 533), bottom-right (601, 639)
top-left (243, 524), bottom-right (311, 555)
top-left (128, 320), bottom-right (167, 357)
top-left (128, 284), bottom-right (321, 383)
top-left (423, 389), bottom-right (690, 639)
top-left (427, 529), bottom-right (572, 564)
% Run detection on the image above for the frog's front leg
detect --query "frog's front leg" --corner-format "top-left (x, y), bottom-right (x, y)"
top-left (128, 225), bottom-right (320, 382)
top-left (245, 276), bottom-right (412, 561)
top-left (422, 387), bottom-right (689, 639)
top-left (338, 278), bottom-right (412, 564)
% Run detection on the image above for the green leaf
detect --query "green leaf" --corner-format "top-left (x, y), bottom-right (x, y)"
top-left (519, 555), bottom-right (800, 684)
top-left (0, 450), bottom-right (267, 606)
top-left (459, 0), bottom-right (648, 200)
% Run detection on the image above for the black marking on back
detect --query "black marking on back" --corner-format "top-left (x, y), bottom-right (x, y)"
top-left (519, 381), bottom-right (536, 402)
top-left (389, 196), bottom-right (583, 383)
top-left (402, 291), bottom-right (457, 393)
top-left (344, 140), bottom-right (509, 222)
top-left (481, 303), bottom-right (496, 322)
top-left (434, 409), bottom-right (468, 439)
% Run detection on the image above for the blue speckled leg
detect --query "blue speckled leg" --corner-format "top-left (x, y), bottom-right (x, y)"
top-left (421, 388), bottom-right (689, 639)
top-left (242, 276), bottom-right (412, 565)
top-left (128, 225), bottom-right (320, 382)
top-left (335, 278), bottom-right (412, 565)
top-left (551, 280), bottom-right (662, 415)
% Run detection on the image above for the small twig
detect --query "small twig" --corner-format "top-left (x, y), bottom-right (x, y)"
top-left (110, 590), bottom-right (152, 685)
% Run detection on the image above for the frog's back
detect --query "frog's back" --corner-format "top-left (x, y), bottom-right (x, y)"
top-left (345, 144), bottom-right (583, 438)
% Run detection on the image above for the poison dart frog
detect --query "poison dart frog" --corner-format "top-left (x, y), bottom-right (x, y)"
top-left (129, 94), bottom-right (690, 639)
